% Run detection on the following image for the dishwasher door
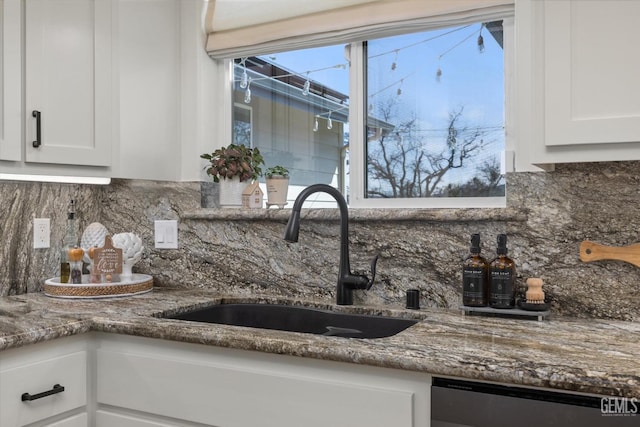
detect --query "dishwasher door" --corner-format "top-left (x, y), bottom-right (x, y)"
top-left (431, 377), bottom-right (638, 427)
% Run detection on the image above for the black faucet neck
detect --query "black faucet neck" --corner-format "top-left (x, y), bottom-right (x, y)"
top-left (284, 184), bottom-right (378, 306)
top-left (289, 184), bottom-right (351, 277)
top-left (287, 184), bottom-right (352, 304)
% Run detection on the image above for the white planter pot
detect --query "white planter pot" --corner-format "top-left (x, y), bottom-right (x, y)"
top-left (218, 176), bottom-right (246, 208)
top-left (266, 176), bottom-right (289, 209)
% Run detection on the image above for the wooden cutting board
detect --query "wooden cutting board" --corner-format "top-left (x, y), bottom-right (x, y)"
top-left (579, 241), bottom-right (640, 268)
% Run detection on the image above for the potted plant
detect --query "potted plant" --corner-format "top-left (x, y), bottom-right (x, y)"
top-left (201, 144), bottom-right (264, 207)
top-left (265, 165), bottom-right (290, 209)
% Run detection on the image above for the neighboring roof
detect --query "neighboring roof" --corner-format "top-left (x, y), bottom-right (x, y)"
top-left (485, 20), bottom-right (503, 49)
top-left (235, 56), bottom-right (394, 131)
top-left (240, 56), bottom-right (348, 104)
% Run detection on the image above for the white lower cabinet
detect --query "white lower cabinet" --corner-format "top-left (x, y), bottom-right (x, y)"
top-left (95, 333), bottom-right (431, 427)
top-left (0, 335), bottom-right (88, 427)
top-left (0, 332), bottom-right (431, 426)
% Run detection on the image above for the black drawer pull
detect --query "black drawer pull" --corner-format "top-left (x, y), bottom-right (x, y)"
top-left (21, 384), bottom-right (65, 402)
top-left (32, 110), bottom-right (42, 148)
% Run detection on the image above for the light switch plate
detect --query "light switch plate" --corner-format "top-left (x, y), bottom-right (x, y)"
top-left (154, 220), bottom-right (178, 249)
top-left (33, 218), bottom-right (51, 249)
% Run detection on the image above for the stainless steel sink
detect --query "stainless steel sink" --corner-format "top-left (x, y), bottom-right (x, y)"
top-left (167, 303), bottom-right (418, 339)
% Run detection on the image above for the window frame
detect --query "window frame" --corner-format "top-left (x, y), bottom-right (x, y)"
top-left (218, 12), bottom-right (514, 209)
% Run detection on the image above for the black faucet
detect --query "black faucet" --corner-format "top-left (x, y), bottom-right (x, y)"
top-left (283, 184), bottom-right (378, 305)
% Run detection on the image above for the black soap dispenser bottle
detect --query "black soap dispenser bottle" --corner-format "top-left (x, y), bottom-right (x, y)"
top-left (489, 234), bottom-right (516, 309)
top-left (462, 234), bottom-right (488, 307)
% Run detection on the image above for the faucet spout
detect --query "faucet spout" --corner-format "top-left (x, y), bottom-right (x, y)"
top-left (283, 184), bottom-right (378, 305)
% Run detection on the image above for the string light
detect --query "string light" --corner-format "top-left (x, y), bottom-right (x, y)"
top-left (368, 24), bottom-right (472, 60)
top-left (366, 24), bottom-right (489, 98)
top-left (302, 72), bottom-right (311, 96)
top-left (438, 28), bottom-right (479, 60)
top-left (234, 60), bottom-right (349, 123)
top-left (234, 61), bottom-right (346, 94)
top-left (435, 24), bottom-right (486, 81)
top-left (244, 78), bottom-right (252, 103)
top-left (235, 22), bottom-right (487, 124)
top-left (240, 60), bottom-right (249, 89)
top-left (368, 73), bottom-right (413, 98)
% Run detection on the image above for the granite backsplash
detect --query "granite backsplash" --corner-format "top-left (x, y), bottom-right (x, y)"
top-left (1, 162), bottom-right (638, 321)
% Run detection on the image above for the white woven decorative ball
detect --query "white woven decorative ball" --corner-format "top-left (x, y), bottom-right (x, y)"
top-left (80, 222), bottom-right (109, 263)
top-left (112, 232), bottom-right (144, 279)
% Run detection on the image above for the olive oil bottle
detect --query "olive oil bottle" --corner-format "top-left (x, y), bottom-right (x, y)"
top-left (59, 199), bottom-right (78, 283)
top-left (462, 234), bottom-right (488, 306)
top-left (489, 234), bottom-right (516, 308)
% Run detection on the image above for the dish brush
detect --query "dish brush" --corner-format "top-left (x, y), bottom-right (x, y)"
top-left (525, 278), bottom-right (545, 304)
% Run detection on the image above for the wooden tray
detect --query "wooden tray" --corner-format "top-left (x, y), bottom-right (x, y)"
top-left (44, 274), bottom-right (153, 299)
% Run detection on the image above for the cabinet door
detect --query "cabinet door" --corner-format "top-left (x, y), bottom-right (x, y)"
top-left (0, 0), bottom-right (22, 161)
top-left (24, 0), bottom-right (112, 167)
top-left (514, 0), bottom-right (640, 170)
top-left (0, 336), bottom-right (87, 427)
top-left (544, 0), bottom-right (640, 147)
top-left (97, 334), bottom-right (430, 427)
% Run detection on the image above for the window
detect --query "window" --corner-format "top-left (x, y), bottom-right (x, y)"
top-left (232, 49), bottom-right (349, 207)
top-left (230, 18), bottom-right (509, 208)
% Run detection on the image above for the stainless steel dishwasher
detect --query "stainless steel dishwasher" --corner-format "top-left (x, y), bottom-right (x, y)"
top-left (431, 377), bottom-right (638, 427)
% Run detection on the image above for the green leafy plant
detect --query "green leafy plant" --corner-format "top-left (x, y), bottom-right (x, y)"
top-left (265, 165), bottom-right (289, 178)
top-left (201, 144), bottom-right (264, 183)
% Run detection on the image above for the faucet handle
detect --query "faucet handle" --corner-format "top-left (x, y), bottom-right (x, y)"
top-left (366, 255), bottom-right (379, 290)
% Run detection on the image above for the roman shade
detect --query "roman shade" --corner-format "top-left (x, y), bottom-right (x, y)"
top-left (205, 0), bottom-right (514, 58)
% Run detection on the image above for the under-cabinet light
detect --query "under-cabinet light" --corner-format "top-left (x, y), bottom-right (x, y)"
top-left (0, 173), bottom-right (111, 185)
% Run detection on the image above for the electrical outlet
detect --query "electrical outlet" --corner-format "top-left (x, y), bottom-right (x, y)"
top-left (154, 220), bottom-right (178, 249)
top-left (33, 218), bottom-right (51, 249)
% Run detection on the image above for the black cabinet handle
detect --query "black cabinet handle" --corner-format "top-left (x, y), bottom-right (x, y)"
top-left (32, 110), bottom-right (41, 148)
top-left (21, 384), bottom-right (65, 402)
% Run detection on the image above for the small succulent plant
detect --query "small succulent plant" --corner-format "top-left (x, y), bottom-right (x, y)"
top-left (265, 165), bottom-right (289, 178)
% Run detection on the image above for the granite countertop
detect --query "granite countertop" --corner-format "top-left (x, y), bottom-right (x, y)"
top-left (0, 288), bottom-right (638, 399)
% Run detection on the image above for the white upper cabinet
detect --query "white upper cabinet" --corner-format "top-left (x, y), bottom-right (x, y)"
top-left (24, 0), bottom-right (112, 167)
top-left (113, 0), bottom-right (181, 180)
top-left (544, 0), bottom-right (640, 147)
top-left (515, 0), bottom-right (640, 170)
top-left (0, 0), bottom-right (22, 162)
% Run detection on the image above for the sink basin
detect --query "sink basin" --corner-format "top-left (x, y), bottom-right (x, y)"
top-left (167, 303), bottom-right (417, 339)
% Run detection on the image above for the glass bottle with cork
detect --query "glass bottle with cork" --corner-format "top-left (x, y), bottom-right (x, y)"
top-left (462, 233), bottom-right (488, 306)
top-left (59, 199), bottom-right (78, 283)
top-left (489, 234), bottom-right (516, 308)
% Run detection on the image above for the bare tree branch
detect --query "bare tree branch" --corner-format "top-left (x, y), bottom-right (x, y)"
top-left (367, 103), bottom-right (494, 198)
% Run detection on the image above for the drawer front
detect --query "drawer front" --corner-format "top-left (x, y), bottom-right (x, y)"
top-left (97, 410), bottom-right (182, 427)
top-left (0, 351), bottom-right (87, 426)
top-left (45, 412), bottom-right (88, 427)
